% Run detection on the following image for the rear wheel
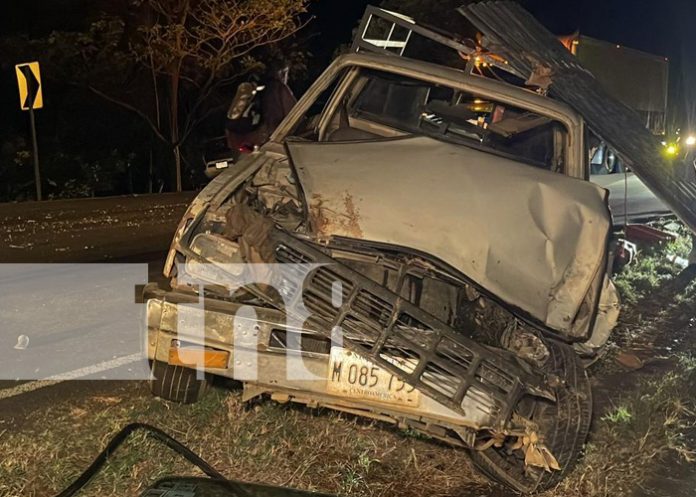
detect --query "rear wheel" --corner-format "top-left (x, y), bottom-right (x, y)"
top-left (149, 360), bottom-right (209, 404)
top-left (470, 339), bottom-right (592, 493)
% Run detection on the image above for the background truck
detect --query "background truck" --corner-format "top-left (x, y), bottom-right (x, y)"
top-left (559, 35), bottom-right (674, 223)
top-left (560, 34), bottom-right (669, 136)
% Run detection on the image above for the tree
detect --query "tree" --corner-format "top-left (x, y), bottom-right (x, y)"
top-left (136, 0), bottom-right (310, 191)
top-left (0, 17), bottom-right (153, 199)
top-left (2, 0), bottom-right (310, 193)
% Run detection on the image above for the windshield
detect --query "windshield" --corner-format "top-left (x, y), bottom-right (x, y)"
top-left (291, 68), bottom-right (568, 172)
top-left (350, 70), bottom-right (567, 170)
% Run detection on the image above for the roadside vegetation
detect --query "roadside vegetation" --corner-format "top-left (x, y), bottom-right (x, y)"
top-left (613, 222), bottom-right (693, 305)
top-left (0, 386), bottom-right (489, 497)
top-left (1, 229), bottom-right (694, 497)
top-left (551, 342), bottom-right (696, 497)
top-left (0, 1), bottom-right (311, 200)
top-left (554, 224), bottom-right (696, 497)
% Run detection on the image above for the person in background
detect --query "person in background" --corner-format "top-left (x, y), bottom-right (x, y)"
top-left (225, 66), bottom-right (297, 153)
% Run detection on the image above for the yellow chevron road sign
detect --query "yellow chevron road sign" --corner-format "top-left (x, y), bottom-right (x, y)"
top-left (15, 62), bottom-right (43, 111)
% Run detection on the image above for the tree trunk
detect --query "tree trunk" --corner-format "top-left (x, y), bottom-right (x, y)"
top-left (174, 146), bottom-right (182, 192)
top-left (170, 72), bottom-right (182, 192)
top-left (148, 148), bottom-right (154, 194)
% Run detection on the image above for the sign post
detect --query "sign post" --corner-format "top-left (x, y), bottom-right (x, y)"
top-left (15, 62), bottom-right (44, 201)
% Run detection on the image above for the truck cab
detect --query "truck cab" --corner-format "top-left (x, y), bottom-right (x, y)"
top-left (269, 52), bottom-right (587, 179)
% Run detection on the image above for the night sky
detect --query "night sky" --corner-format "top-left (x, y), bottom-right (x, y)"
top-left (2, 0), bottom-right (695, 129)
top-left (307, 0), bottom-right (693, 62)
top-left (4, 1), bottom-right (692, 63)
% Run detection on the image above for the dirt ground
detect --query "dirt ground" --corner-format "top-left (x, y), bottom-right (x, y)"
top-left (0, 213), bottom-right (694, 497)
top-left (0, 192), bottom-right (195, 263)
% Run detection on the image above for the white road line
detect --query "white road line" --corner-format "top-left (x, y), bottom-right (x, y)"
top-left (0, 353), bottom-right (145, 401)
top-left (0, 379), bottom-right (61, 400)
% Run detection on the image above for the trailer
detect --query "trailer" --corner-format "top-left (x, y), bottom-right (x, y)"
top-left (560, 34), bottom-right (669, 135)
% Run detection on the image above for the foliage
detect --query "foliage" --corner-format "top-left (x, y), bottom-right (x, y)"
top-left (0, 16), bottom-right (142, 110)
top-left (556, 361), bottom-right (696, 496)
top-left (140, 0), bottom-right (308, 78)
top-left (44, 17), bottom-right (135, 90)
top-left (614, 250), bottom-right (678, 305)
top-left (0, 0), bottom-right (311, 196)
top-left (133, 0), bottom-right (311, 190)
top-left (601, 405), bottom-right (633, 424)
top-left (0, 142), bottom-right (138, 201)
top-left (613, 226), bottom-right (692, 305)
top-left (0, 16), bottom-right (154, 200)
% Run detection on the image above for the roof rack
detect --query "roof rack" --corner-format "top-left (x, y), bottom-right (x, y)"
top-left (351, 5), bottom-right (523, 79)
top-left (351, 6), bottom-right (473, 57)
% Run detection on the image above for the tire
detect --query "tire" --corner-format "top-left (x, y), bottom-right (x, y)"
top-left (149, 360), bottom-right (209, 404)
top-left (469, 340), bottom-right (592, 493)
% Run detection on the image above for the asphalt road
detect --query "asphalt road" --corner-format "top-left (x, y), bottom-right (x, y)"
top-left (0, 193), bottom-right (192, 408)
top-left (0, 192), bottom-right (194, 263)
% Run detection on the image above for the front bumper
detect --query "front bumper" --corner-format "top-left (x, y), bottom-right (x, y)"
top-left (144, 284), bottom-right (489, 434)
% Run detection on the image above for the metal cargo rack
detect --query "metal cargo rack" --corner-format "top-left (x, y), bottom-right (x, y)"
top-left (351, 5), bottom-right (524, 79)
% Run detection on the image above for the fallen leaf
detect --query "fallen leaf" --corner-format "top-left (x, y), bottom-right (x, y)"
top-left (616, 352), bottom-right (644, 370)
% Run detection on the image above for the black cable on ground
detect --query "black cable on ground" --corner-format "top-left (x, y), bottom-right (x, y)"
top-left (53, 422), bottom-right (249, 497)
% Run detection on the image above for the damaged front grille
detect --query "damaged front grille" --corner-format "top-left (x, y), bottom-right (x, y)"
top-left (267, 231), bottom-right (553, 429)
top-left (268, 329), bottom-right (332, 355)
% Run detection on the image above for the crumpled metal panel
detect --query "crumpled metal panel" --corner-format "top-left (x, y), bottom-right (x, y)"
top-left (459, 1), bottom-right (696, 234)
top-left (288, 136), bottom-right (612, 339)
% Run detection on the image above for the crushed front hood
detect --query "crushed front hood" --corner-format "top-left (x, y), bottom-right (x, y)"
top-left (288, 136), bottom-right (612, 336)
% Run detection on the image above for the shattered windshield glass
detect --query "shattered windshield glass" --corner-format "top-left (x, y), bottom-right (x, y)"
top-left (347, 70), bottom-right (567, 171)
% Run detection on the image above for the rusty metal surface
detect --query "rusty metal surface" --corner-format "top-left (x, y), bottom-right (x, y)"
top-left (459, 1), bottom-right (696, 234)
top-left (287, 136), bottom-right (615, 340)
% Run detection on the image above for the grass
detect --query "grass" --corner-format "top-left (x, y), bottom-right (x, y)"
top-left (601, 406), bottom-right (633, 424)
top-left (1, 227), bottom-right (694, 497)
top-left (613, 239), bottom-right (692, 305)
top-left (548, 353), bottom-right (696, 497)
top-left (0, 387), bottom-right (488, 497)
top-left (596, 225), bottom-right (694, 370)
top-left (546, 228), bottom-right (696, 497)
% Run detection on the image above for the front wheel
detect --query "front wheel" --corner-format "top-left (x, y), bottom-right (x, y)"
top-left (149, 361), bottom-right (209, 404)
top-left (470, 340), bottom-right (592, 493)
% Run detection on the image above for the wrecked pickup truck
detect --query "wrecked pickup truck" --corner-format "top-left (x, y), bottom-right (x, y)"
top-left (143, 3), bottom-right (695, 494)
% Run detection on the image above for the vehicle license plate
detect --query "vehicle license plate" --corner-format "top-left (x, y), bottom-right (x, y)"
top-left (326, 347), bottom-right (420, 407)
